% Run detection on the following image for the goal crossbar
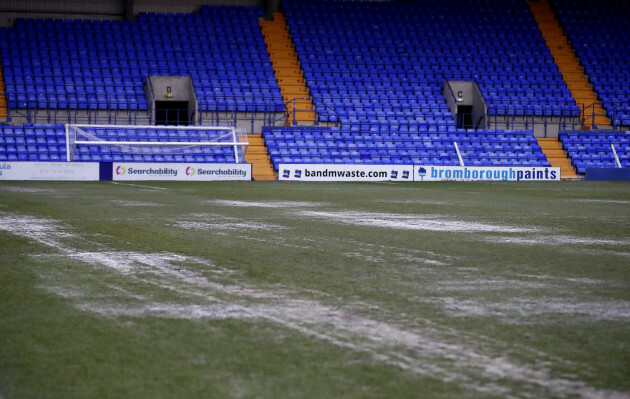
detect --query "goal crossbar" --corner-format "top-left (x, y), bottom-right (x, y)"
top-left (67, 123), bottom-right (243, 131)
top-left (73, 141), bottom-right (245, 146)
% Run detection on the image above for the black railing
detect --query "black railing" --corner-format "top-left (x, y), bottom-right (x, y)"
top-left (5, 98), bottom-right (628, 136)
top-left (285, 97), bottom-right (314, 126)
top-left (145, 76), bottom-right (156, 124)
top-left (580, 101), bottom-right (629, 130)
top-left (4, 97), bottom-right (286, 128)
top-left (6, 99), bottom-right (145, 125)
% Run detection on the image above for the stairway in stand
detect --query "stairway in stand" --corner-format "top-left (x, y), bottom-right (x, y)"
top-left (538, 138), bottom-right (578, 179)
top-left (528, 0), bottom-right (610, 128)
top-left (0, 62), bottom-right (7, 119)
top-left (260, 13), bottom-right (315, 124)
top-left (245, 134), bottom-right (276, 181)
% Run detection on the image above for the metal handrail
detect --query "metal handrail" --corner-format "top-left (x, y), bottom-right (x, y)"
top-left (7, 97), bottom-right (289, 127)
top-left (611, 143), bottom-right (622, 168)
top-left (443, 80), bottom-right (458, 104)
top-left (145, 76), bottom-right (156, 124)
top-left (284, 97), bottom-right (313, 126)
top-left (5, 99), bottom-right (627, 135)
top-left (577, 101), bottom-right (629, 130)
top-left (472, 78), bottom-right (489, 130)
top-left (593, 101), bottom-right (628, 130)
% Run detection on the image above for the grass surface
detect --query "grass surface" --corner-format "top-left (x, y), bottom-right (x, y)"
top-left (1, 180), bottom-right (629, 399)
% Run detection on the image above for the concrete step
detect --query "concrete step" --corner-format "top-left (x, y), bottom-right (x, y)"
top-left (261, 12), bottom-right (315, 123)
top-left (529, 0), bottom-right (610, 128)
top-left (537, 138), bottom-right (578, 178)
top-left (246, 140), bottom-right (276, 180)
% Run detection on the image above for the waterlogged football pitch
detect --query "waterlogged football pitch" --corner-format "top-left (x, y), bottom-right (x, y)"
top-left (1, 180), bottom-right (629, 399)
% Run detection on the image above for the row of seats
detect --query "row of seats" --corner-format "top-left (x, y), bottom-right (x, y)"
top-left (262, 126), bottom-right (549, 170)
top-left (559, 130), bottom-right (630, 173)
top-left (3, 121), bottom-right (627, 174)
top-left (553, 0), bottom-right (630, 126)
top-left (315, 105), bottom-right (576, 122)
top-left (1, 1), bottom-right (626, 133)
top-left (2, 50), bottom-right (271, 62)
top-left (8, 94), bottom-right (148, 110)
top-left (0, 124), bottom-right (242, 163)
top-left (301, 52), bottom-right (561, 64)
top-left (285, 0), bottom-right (578, 127)
top-left (0, 152), bottom-right (236, 163)
top-left (0, 2), bottom-right (626, 174)
top-left (0, 6), bottom-right (284, 113)
top-left (0, 124), bottom-right (67, 162)
top-left (3, 62), bottom-right (274, 73)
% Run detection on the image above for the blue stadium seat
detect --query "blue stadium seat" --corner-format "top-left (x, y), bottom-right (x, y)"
top-left (262, 125), bottom-right (549, 170)
top-left (560, 130), bottom-right (629, 174)
top-left (553, 1), bottom-right (630, 128)
top-left (2, 7), bottom-right (283, 114)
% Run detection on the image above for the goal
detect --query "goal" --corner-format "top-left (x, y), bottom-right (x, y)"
top-left (65, 124), bottom-right (249, 163)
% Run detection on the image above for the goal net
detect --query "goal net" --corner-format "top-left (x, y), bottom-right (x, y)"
top-left (65, 124), bottom-right (248, 163)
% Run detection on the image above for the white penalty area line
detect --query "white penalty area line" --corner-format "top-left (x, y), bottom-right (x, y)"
top-left (110, 182), bottom-right (168, 190)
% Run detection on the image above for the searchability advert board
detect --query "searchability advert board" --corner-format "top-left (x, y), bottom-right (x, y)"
top-left (279, 164), bottom-right (561, 182)
top-left (112, 163), bottom-right (252, 181)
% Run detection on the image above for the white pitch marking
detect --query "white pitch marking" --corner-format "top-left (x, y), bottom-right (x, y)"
top-left (0, 186), bottom-right (55, 193)
top-left (570, 199), bottom-right (630, 205)
top-left (173, 221), bottom-right (288, 231)
top-left (3, 211), bottom-right (628, 399)
top-left (110, 182), bottom-right (167, 190)
top-left (298, 210), bottom-right (539, 233)
top-left (210, 199), bottom-right (328, 208)
top-left (111, 200), bottom-right (164, 207)
top-left (483, 235), bottom-right (630, 247)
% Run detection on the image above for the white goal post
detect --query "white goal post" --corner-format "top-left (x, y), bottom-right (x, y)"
top-left (65, 124), bottom-right (249, 163)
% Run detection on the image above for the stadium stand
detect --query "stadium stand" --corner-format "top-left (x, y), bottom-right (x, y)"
top-left (552, 0), bottom-right (630, 129)
top-left (0, 63), bottom-right (7, 119)
top-left (528, 0), bottom-right (610, 128)
top-left (0, 123), bottom-right (243, 163)
top-left (559, 130), bottom-right (630, 174)
top-left (260, 13), bottom-right (316, 124)
top-left (0, 0), bottom-right (627, 179)
top-left (0, 123), bottom-right (68, 162)
top-left (284, 0), bottom-right (580, 127)
top-left (263, 126), bottom-right (550, 171)
top-left (0, 6), bottom-right (284, 115)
